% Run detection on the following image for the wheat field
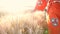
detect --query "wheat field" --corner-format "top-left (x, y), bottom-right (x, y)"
top-left (0, 11), bottom-right (48, 34)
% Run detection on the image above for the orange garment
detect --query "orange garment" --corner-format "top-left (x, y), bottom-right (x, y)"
top-left (47, 2), bottom-right (60, 34)
top-left (34, 0), bottom-right (60, 34)
top-left (34, 0), bottom-right (47, 11)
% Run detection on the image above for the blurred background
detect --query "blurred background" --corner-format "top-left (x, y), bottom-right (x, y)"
top-left (0, 0), bottom-right (37, 13)
top-left (0, 0), bottom-right (48, 34)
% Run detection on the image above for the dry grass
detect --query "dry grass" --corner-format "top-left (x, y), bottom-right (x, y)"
top-left (0, 11), bottom-right (47, 34)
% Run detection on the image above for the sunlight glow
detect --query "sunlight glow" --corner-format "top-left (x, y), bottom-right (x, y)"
top-left (0, 0), bottom-right (37, 13)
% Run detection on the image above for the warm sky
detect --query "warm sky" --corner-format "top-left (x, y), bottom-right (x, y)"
top-left (0, 0), bottom-right (37, 13)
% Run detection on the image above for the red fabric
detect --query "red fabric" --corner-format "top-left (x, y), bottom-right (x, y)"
top-left (47, 2), bottom-right (60, 34)
top-left (34, 0), bottom-right (47, 11)
top-left (35, 0), bottom-right (60, 34)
